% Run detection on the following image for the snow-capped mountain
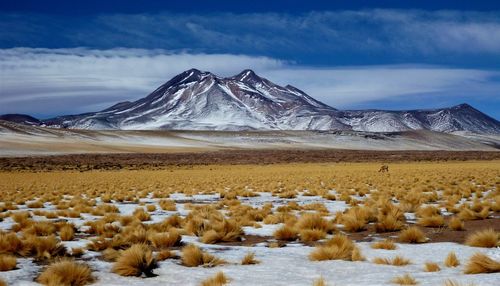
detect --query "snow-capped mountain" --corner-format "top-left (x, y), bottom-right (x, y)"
top-left (5, 69), bottom-right (500, 134)
top-left (43, 69), bottom-right (349, 131)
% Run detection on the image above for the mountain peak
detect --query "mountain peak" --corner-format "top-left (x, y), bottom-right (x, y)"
top-left (452, 103), bottom-right (473, 110)
top-left (233, 69), bottom-right (261, 82)
top-left (166, 68), bottom-right (214, 86)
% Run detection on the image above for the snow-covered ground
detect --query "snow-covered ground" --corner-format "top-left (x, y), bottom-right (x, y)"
top-left (1, 191), bottom-right (499, 286)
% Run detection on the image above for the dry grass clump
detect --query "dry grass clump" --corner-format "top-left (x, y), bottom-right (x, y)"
top-left (102, 248), bottom-right (121, 262)
top-left (448, 217), bottom-right (465, 231)
top-left (70, 247), bottom-right (85, 258)
top-left (37, 259), bottom-right (94, 286)
top-left (464, 252), bottom-right (500, 274)
top-left (339, 207), bottom-right (369, 232)
top-left (296, 213), bottom-right (334, 233)
top-left (200, 219), bottom-right (243, 244)
top-left (458, 206), bottom-right (489, 221)
top-left (309, 234), bottom-right (364, 261)
top-left (156, 249), bottom-right (175, 261)
top-left (444, 251), bottom-right (460, 267)
top-left (241, 252), bottom-right (260, 265)
top-left (372, 255), bottom-right (411, 266)
top-left (159, 199), bottom-right (176, 211)
top-left (424, 261), bottom-right (441, 272)
top-left (417, 215), bottom-right (445, 228)
top-left (112, 244), bottom-right (157, 277)
top-left (0, 254), bottom-right (17, 271)
top-left (464, 228), bottom-right (498, 248)
top-left (60, 224), bottom-right (75, 241)
top-left (27, 200), bottom-right (44, 208)
top-left (133, 208), bottom-right (151, 221)
top-left (313, 277), bottom-right (327, 286)
top-left (200, 271), bottom-right (229, 286)
top-left (149, 229), bottom-right (182, 248)
top-left (375, 203), bottom-right (405, 232)
top-left (398, 226), bottom-right (427, 243)
top-left (371, 239), bottom-right (397, 250)
top-left (0, 232), bottom-right (23, 255)
top-left (20, 235), bottom-right (67, 260)
top-left (181, 244), bottom-right (225, 267)
top-left (391, 274), bottom-right (417, 285)
top-left (416, 205), bottom-right (440, 218)
top-left (273, 225), bottom-right (298, 241)
top-left (299, 229), bottom-right (327, 242)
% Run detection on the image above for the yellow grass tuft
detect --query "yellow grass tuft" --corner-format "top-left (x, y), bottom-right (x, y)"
top-left (133, 208), bottom-right (151, 221)
top-left (156, 249), bottom-right (175, 261)
top-left (391, 274), bottom-right (417, 285)
top-left (444, 251), bottom-right (460, 267)
top-left (424, 261), bottom-right (441, 272)
top-left (200, 271), bottom-right (229, 286)
top-left (299, 229), bottom-right (327, 242)
top-left (309, 234), bottom-right (363, 261)
top-left (0, 232), bottom-right (23, 255)
top-left (273, 225), bottom-right (298, 241)
top-left (398, 226), bottom-right (427, 243)
top-left (159, 200), bottom-right (177, 211)
top-left (447, 217), bottom-right (465, 231)
top-left (37, 259), bottom-right (94, 286)
top-left (372, 255), bottom-right (411, 266)
top-left (340, 211), bottom-right (367, 232)
top-left (0, 254), bottom-right (17, 271)
top-left (181, 244), bottom-right (225, 267)
top-left (464, 228), bottom-right (498, 248)
top-left (371, 239), bottom-right (397, 250)
top-left (149, 229), bottom-right (182, 248)
top-left (313, 277), bottom-right (327, 286)
top-left (112, 244), bottom-right (157, 277)
top-left (241, 252), bottom-right (260, 265)
top-left (71, 247), bottom-right (85, 258)
top-left (417, 215), bottom-right (445, 228)
top-left (464, 252), bottom-right (500, 274)
top-left (102, 248), bottom-right (121, 262)
top-left (20, 235), bottom-right (67, 260)
top-left (60, 224), bottom-right (75, 241)
top-left (296, 213), bottom-right (333, 233)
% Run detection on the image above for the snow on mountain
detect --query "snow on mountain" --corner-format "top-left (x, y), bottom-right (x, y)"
top-left (6, 69), bottom-right (500, 134)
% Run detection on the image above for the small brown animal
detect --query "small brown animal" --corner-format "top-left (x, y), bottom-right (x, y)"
top-left (378, 165), bottom-right (389, 173)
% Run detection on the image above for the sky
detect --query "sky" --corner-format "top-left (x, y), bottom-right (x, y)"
top-left (0, 0), bottom-right (499, 119)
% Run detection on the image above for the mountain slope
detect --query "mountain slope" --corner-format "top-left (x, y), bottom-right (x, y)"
top-left (338, 104), bottom-right (500, 133)
top-left (43, 69), bottom-right (349, 131)
top-left (0, 114), bottom-right (40, 126)
top-left (5, 69), bottom-right (500, 134)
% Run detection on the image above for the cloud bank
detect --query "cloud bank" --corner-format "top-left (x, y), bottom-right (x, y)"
top-left (1, 10), bottom-right (500, 67)
top-left (1, 48), bottom-right (499, 119)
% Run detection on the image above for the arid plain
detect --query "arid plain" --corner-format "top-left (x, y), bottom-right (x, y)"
top-left (0, 153), bottom-right (499, 286)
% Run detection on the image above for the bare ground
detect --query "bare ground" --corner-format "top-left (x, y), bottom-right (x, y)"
top-left (1, 149), bottom-right (499, 172)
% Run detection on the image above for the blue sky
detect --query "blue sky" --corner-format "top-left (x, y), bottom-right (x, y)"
top-left (0, 0), bottom-right (499, 119)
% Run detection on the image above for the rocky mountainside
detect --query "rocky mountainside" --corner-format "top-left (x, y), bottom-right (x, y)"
top-left (4, 69), bottom-right (500, 134)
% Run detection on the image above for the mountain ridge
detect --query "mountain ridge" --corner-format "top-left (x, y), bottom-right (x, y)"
top-left (2, 69), bottom-right (500, 134)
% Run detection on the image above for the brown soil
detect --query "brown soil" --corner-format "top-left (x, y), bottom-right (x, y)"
top-left (340, 216), bottom-right (500, 244)
top-left (210, 217), bottom-right (500, 247)
top-left (1, 149), bottom-right (499, 172)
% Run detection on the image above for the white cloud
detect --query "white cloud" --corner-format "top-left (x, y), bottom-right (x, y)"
top-left (263, 66), bottom-right (500, 106)
top-left (0, 48), bottom-right (499, 117)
